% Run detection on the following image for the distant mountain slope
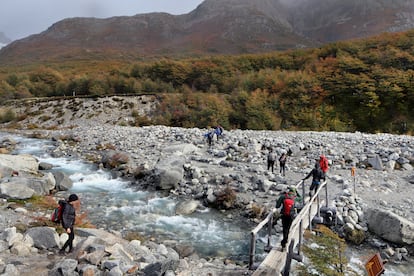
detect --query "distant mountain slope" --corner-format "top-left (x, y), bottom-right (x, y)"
top-left (0, 0), bottom-right (413, 64)
top-left (286, 0), bottom-right (414, 42)
top-left (0, 32), bottom-right (11, 49)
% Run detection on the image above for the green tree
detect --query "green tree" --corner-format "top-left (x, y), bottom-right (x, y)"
top-left (244, 89), bottom-right (280, 130)
top-left (29, 67), bottom-right (64, 97)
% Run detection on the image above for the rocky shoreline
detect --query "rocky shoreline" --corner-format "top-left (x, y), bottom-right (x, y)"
top-left (1, 121), bottom-right (414, 275)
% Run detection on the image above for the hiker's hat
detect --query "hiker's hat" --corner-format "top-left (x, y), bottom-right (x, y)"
top-left (68, 194), bottom-right (78, 202)
top-left (288, 186), bottom-right (296, 193)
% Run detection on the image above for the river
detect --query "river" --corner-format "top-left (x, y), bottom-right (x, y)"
top-left (6, 133), bottom-right (253, 262)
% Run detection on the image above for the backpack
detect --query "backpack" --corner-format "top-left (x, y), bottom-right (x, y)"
top-left (319, 155), bottom-right (329, 173)
top-left (268, 152), bottom-right (276, 162)
top-left (283, 194), bottom-right (297, 217)
top-left (51, 201), bottom-right (64, 223)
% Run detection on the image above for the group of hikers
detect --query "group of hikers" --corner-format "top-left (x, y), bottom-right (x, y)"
top-left (56, 131), bottom-right (329, 257)
top-left (267, 148), bottom-right (289, 176)
top-left (274, 153), bottom-right (329, 250)
top-left (204, 125), bottom-right (224, 146)
top-left (204, 128), bottom-right (331, 251)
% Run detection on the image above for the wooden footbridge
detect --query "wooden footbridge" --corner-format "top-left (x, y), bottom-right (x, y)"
top-left (249, 179), bottom-right (330, 276)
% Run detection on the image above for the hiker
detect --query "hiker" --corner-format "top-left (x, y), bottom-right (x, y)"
top-left (319, 154), bottom-right (329, 180)
top-left (276, 186), bottom-right (302, 250)
top-left (267, 148), bottom-right (277, 172)
top-left (279, 152), bottom-right (287, 176)
top-left (60, 193), bottom-right (78, 255)
top-left (214, 125), bottom-right (224, 140)
top-left (303, 162), bottom-right (325, 197)
top-left (204, 128), bottom-right (214, 146)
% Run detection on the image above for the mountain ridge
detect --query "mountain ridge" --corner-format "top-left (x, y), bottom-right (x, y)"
top-left (1, 0), bottom-right (414, 64)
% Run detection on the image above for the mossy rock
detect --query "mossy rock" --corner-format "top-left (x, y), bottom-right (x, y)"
top-left (345, 228), bottom-right (365, 245)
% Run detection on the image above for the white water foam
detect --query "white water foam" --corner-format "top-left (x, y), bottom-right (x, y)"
top-left (7, 133), bottom-right (252, 261)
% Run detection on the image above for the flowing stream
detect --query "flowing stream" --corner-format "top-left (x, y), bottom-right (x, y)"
top-left (6, 133), bottom-right (254, 262)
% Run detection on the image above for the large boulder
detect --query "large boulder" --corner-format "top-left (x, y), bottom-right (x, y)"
top-left (0, 173), bottom-right (55, 198)
top-left (0, 180), bottom-right (35, 199)
top-left (49, 259), bottom-right (78, 276)
top-left (367, 154), bottom-right (384, 171)
top-left (76, 228), bottom-right (127, 246)
top-left (175, 200), bottom-right (200, 215)
top-left (24, 176), bottom-right (55, 195)
top-left (101, 150), bottom-right (130, 170)
top-left (0, 154), bottom-right (39, 174)
top-left (365, 208), bottom-right (414, 245)
top-left (151, 143), bottom-right (200, 191)
top-left (52, 171), bottom-right (73, 191)
top-left (26, 227), bottom-right (60, 249)
top-left (154, 155), bottom-right (186, 191)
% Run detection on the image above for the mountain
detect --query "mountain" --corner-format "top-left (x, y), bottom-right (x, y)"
top-left (0, 0), bottom-right (414, 64)
top-left (284, 0), bottom-right (414, 42)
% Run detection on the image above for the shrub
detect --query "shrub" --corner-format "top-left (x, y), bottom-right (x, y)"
top-left (345, 228), bottom-right (366, 245)
top-left (123, 231), bottom-right (145, 242)
top-left (0, 108), bottom-right (16, 123)
top-left (214, 186), bottom-right (237, 209)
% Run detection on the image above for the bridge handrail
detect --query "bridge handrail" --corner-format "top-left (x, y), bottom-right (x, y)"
top-left (289, 180), bottom-right (327, 241)
top-left (249, 179), bottom-right (304, 269)
top-left (249, 179), bottom-right (328, 272)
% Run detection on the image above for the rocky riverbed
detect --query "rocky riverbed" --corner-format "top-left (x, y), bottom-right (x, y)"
top-left (1, 120), bottom-right (414, 275)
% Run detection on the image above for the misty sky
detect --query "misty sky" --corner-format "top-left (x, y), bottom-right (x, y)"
top-left (0, 0), bottom-right (205, 41)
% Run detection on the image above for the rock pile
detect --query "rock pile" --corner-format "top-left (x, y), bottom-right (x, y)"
top-left (1, 224), bottom-right (248, 275)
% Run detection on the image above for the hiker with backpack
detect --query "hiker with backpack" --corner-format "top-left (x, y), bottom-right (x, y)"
top-left (303, 162), bottom-right (325, 197)
top-left (276, 186), bottom-right (302, 250)
top-left (214, 125), bottom-right (224, 140)
top-left (279, 152), bottom-right (287, 176)
top-left (204, 128), bottom-right (215, 146)
top-left (59, 194), bottom-right (79, 255)
top-left (267, 148), bottom-right (277, 173)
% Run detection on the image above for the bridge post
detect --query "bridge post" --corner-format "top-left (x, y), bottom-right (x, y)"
top-left (265, 213), bottom-right (274, 252)
top-left (298, 221), bottom-right (303, 255)
top-left (317, 194), bottom-right (321, 217)
top-left (308, 200), bottom-right (313, 232)
top-left (249, 232), bottom-right (256, 270)
top-left (301, 180), bottom-right (305, 207)
top-left (282, 239), bottom-right (294, 276)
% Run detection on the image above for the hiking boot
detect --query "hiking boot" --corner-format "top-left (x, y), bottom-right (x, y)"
top-left (59, 250), bottom-right (66, 256)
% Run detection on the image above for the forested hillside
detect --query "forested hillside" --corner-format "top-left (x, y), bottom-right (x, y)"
top-left (1, 30), bottom-right (414, 134)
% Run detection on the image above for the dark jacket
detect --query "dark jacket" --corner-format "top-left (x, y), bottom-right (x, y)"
top-left (304, 163), bottom-right (324, 182)
top-left (61, 201), bottom-right (76, 229)
top-left (279, 154), bottom-right (287, 164)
